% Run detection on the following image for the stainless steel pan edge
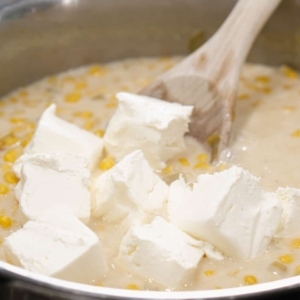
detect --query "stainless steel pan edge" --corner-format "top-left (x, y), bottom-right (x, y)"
top-left (1, 0), bottom-right (300, 299)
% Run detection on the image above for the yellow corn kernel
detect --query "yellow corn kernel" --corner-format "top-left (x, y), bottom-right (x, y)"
top-left (291, 129), bottom-right (300, 138)
top-left (282, 66), bottom-right (298, 79)
top-left (88, 66), bottom-right (108, 77)
top-left (1, 164), bottom-right (12, 172)
top-left (238, 93), bottom-right (249, 101)
top-left (197, 153), bottom-right (208, 163)
top-left (178, 158), bottom-right (190, 166)
top-left (204, 270), bottom-right (215, 276)
top-left (194, 161), bottom-right (211, 170)
top-left (94, 129), bottom-right (105, 138)
top-left (73, 111), bottom-right (93, 119)
top-left (0, 184), bottom-right (9, 195)
top-left (99, 157), bottom-right (115, 170)
top-left (295, 265), bottom-right (300, 275)
top-left (207, 134), bottom-right (220, 148)
top-left (279, 254), bottom-right (294, 264)
top-left (21, 133), bottom-right (33, 147)
top-left (47, 76), bottom-right (57, 85)
top-left (290, 238), bottom-right (300, 249)
top-left (62, 76), bottom-right (76, 84)
top-left (3, 148), bottom-right (22, 163)
top-left (126, 284), bottom-right (139, 290)
top-left (4, 172), bottom-right (19, 185)
top-left (162, 165), bottom-right (173, 174)
top-left (255, 76), bottom-right (270, 84)
top-left (18, 90), bottom-right (28, 98)
top-left (261, 87), bottom-right (271, 94)
top-left (9, 97), bottom-right (18, 104)
top-left (3, 134), bottom-right (19, 147)
top-left (75, 81), bottom-right (88, 90)
top-left (244, 275), bottom-right (257, 285)
top-left (83, 120), bottom-right (95, 131)
top-left (0, 215), bottom-right (12, 229)
top-left (9, 117), bottom-right (26, 124)
top-left (283, 105), bottom-right (296, 113)
top-left (64, 92), bottom-right (81, 103)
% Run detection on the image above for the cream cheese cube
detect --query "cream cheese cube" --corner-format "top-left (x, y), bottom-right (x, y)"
top-left (15, 152), bottom-right (91, 224)
top-left (13, 104), bottom-right (103, 176)
top-left (4, 212), bottom-right (108, 284)
top-left (275, 187), bottom-right (300, 238)
top-left (92, 150), bottom-right (168, 222)
top-left (118, 216), bottom-right (221, 289)
top-left (104, 92), bottom-right (193, 169)
top-left (168, 166), bottom-right (282, 259)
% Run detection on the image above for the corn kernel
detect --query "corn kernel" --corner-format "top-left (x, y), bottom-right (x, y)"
top-left (9, 117), bottom-right (26, 124)
top-left (238, 93), bottom-right (249, 101)
top-left (3, 134), bottom-right (19, 146)
top-left (295, 265), bottom-right (300, 275)
top-left (204, 270), bottom-right (215, 276)
top-left (0, 184), bottom-right (9, 195)
top-left (3, 148), bottom-right (22, 163)
top-left (282, 66), bottom-right (298, 79)
top-left (105, 102), bottom-right (117, 108)
top-left (291, 129), bottom-right (300, 138)
top-left (178, 158), bottom-right (190, 166)
top-left (73, 111), bottom-right (93, 119)
top-left (18, 90), bottom-right (28, 98)
top-left (4, 172), bottom-right (19, 185)
top-left (9, 97), bottom-right (18, 104)
top-left (126, 284), bottom-right (139, 290)
top-left (207, 134), bottom-right (220, 148)
top-left (88, 66), bottom-right (108, 77)
top-left (279, 254), bottom-right (294, 264)
top-left (261, 87), bottom-right (271, 94)
top-left (99, 157), bottom-right (115, 170)
top-left (290, 238), bottom-right (300, 249)
top-left (64, 92), bottom-right (81, 103)
top-left (94, 129), bottom-right (105, 138)
top-left (47, 76), bottom-right (57, 85)
top-left (62, 76), bottom-right (76, 84)
top-left (21, 133), bottom-right (33, 148)
top-left (0, 215), bottom-right (12, 229)
top-left (194, 162), bottom-right (211, 170)
top-left (197, 153), bottom-right (208, 163)
top-left (244, 275), bottom-right (257, 285)
top-left (162, 165), bottom-right (173, 174)
top-left (83, 120), bottom-right (95, 131)
top-left (75, 81), bottom-right (88, 90)
top-left (255, 76), bottom-right (270, 84)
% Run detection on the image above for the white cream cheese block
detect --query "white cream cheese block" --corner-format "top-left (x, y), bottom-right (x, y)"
top-left (275, 187), bottom-right (300, 238)
top-left (168, 166), bottom-right (282, 259)
top-left (92, 150), bottom-right (168, 223)
top-left (4, 212), bottom-right (108, 284)
top-left (15, 152), bottom-right (91, 224)
top-left (13, 104), bottom-right (103, 176)
top-left (118, 216), bottom-right (222, 289)
top-left (103, 92), bottom-right (193, 169)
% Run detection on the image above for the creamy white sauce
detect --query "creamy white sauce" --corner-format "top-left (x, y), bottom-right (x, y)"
top-left (0, 57), bottom-right (300, 291)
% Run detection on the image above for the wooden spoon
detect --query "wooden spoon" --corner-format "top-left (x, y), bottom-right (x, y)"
top-left (140, 0), bottom-right (281, 158)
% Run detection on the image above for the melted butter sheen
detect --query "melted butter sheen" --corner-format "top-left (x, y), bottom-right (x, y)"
top-left (0, 58), bottom-right (300, 291)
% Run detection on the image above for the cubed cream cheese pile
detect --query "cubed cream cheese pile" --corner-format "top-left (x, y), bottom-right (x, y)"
top-left (4, 92), bottom-right (300, 289)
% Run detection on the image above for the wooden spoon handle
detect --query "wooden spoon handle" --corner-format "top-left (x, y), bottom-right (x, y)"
top-left (191, 0), bottom-right (282, 87)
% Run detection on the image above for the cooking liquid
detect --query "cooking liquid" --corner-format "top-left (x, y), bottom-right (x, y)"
top-left (0, 57), bottom-right (300, 291)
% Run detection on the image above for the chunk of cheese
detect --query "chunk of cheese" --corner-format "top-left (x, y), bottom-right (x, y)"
top-left (92, 150), bottom-right (168, 223)
top-left (4, 212), bottom-right (108, 284)
top-left (118, 216), bottom-right (222, 289)
top-left (15, 152), bottom-right (91, 224)
top-left (168, 166), bottom-right (282, 259)
top-left (13, 104), bottom-right (103, 176)
top-left (104, 92), bottom-right (193, 169)
top-left (275, 187), bottom-right (300, 238)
